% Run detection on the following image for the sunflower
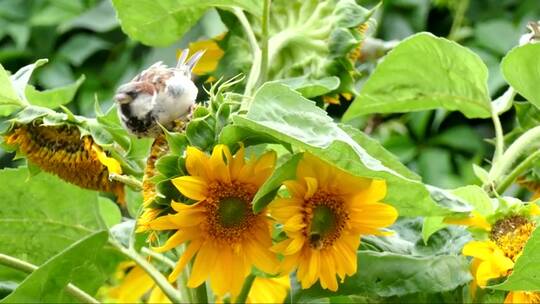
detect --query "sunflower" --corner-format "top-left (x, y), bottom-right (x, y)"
top-left (269, 153), bottom-right (397, 291)
top-left (461, 212), bottom-right (539, 302)
top-left (146, 144), bottom-right (279, 297)
top-left (4, 123), bottom-right (125, 202)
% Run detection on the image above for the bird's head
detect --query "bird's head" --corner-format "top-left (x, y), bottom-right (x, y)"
top-left (114, 82), bottom-right (141, 105)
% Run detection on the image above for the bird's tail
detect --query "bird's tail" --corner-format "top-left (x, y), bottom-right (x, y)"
top-left (176, 49), bottom-right (206, 74)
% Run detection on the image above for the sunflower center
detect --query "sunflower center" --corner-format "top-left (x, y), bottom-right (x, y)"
top-left (490, 215), bottom-right (535, 261)
top-left (306, 191), bottom-right (348, 249)
top-left (218, 197), bottom-right (248, 227)
top-left (205, 182), bottom-right (258, 243)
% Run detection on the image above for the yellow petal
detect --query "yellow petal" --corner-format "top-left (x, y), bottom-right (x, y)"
top-left (304, 177), bottom-right (318, 200)
top-left (168, 239), bottom-right (203, 282)
top-left (172, 176), bottom-right (208, 201)
top-left (209, 144), bottom-right (231, 183)
top-left (245, 236), bottom-right (279, 274)
top-left (210, 247), bottom-right (234, 297)
top-left (148, 286), bottom-right (172, 303)
top-left (349, 202), bottom-right (398, 234)
top-left (185, 146), bottom-right (211, 180)
top-left (108, 266), bottom-right (153, 303)
top-left (444, 211), bottom-right (491, 231)
top-left (188, 241), bottom-right (218, 288)
top-left (92, 145), bottom-right (122, 174)
top-left (283, 180), bottom-right (306, 198)
top-left (152, 230), bottom-right (188, 253)
top-left (186, 36), bottom-right (225, 75)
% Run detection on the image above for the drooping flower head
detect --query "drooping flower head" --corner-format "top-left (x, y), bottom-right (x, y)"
top-left (147, 144), bottom-right (278, 297)
top-left (270, 153), bottom-right (398, 291)
top-left (4, 123), bottom-right (125, 202)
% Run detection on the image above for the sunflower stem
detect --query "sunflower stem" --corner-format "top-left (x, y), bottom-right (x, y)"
top-left (0, 253), bottom-right (99, 304)
top-left (496, 150), bottom-right (540, 194)
top-left (488, 125), bottom-right (540, 192)
top-left (192, 282), bottom-right (208, 303)
top-left (141, 247), bottom-right (176, 269)
top-left (491, 109), bottom-right (504, 163)
top-left (233, 8), bottom-right (261, 108)
top-left (110, 241), bottom-right (183, 303)
top-left (258, 0), bottom-right (271, 86)
top-left (235, 273), bottom-right (256, 304)
top-left (109, 173), bottom-right (143, 191)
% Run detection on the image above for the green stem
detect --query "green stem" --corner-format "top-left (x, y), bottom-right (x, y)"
top-left (258, 0), bottom-right (271, 86)
top-left (0, 253), bottom-right (99, 304)
top-left (489, 125), bottom-right (540, 187)
top-left (496, 150), bottom-right (540, 194)
top-left (141, 247), bottom-right (176, 269)
top-left (192, 282), bottom-right (208, 303)
top-left (109, 173), bottom-right (143, 191)
top-left (111, 242), bottom-right (182, 303)
top-left (448, 0), bottom-right (469, 41)
top-left (233, 8), bottom-right (261, 106)
top-left (235, 273), bottom-right (256, 304)
top-left (491, 109), bottom-right (504, 163)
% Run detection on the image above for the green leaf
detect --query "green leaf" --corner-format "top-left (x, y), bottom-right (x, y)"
top-left (10, 59), bottom-right (48, 103)
top-left (25, 75), bottom-right (85, 109)
top-left (451, 185), bottom-right (493, 216)
top-left (275, 76), bottom-right (340, 98)
top-left (98, 197), bottom-right (122, 228)
top-left (59, 0), bottom-right (119, 33)
top-left (0, 168), bottom-right (105, 264)
top-left (1, 232), bottom-right (108, 303)
top-left (58, 34), bottom-right (111, 66)
top-left (235, 83), bottom-right (445, 217)
top-left (252, 153), bottom-right (302, 213)
top-left (294, 251), bottom-right (472, 301)
top-left (491, 225), bottom-right (540, 291)
top-left (422, 216), bottom-right (447, 243)
top-left (0, 64), bottom-right (23, 115)
top-left (501, 43), bottom-right (540, 110)
top-left (343, 33), bottom-right (491, 121)
top-left (111, 0), bottom-right (261, 46)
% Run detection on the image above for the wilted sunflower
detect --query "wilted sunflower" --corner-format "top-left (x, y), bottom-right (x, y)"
top-left (270, 153), bottom-right (397, 291)
top-left (146, 144), bottom-right (278, 297)
top-left (4, 123), bottom-right (125, 202)
top-left (460, 206), bottom-right (540, 303)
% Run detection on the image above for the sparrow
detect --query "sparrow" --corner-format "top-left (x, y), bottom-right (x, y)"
top-left (114, 49), bottom-right (205, 138)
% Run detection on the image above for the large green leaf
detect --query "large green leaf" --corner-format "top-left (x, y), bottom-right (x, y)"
top-left (25, 75), bottom-right (85, 108)
top-left (491, 226), bottom-right (540, 291)
top-left (111, 0), bottom-right (261, 46)
top-left (235, 83), bottom-right (446, 217)
top-left (252, 153), bottom-right (302, 213)
top-left (0, 168), bottom-right (105, 265)
top-left (1, 232), bottom-right (108, 303)
top-left (501, 43), bottom-right (540, 110)
top-left (294, 251), bottom-right (471, 302)
top-left (0, 64), bottom-right (23, 116)
top-left (343, 33), bottom-right (491, 121)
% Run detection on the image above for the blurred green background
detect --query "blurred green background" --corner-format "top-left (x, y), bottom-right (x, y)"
top-left (1, 0), bottom-right (538, 190)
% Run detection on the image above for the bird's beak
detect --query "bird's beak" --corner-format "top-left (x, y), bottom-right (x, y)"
top-left (114, 92), bottom-right (131, 104)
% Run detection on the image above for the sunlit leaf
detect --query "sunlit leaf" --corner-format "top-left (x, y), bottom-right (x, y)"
top-left (343, 33), bottom-right (491, 121)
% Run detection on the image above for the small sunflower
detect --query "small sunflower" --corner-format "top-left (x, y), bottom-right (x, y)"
top-left (146, 144), bottom-right (279, 297)
top-left (269, 153), bottom-right (397, 291)
top-left (461, 212), bottom-right (539, 302)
